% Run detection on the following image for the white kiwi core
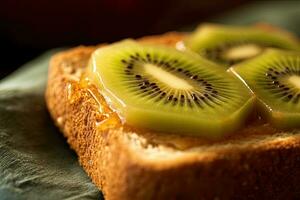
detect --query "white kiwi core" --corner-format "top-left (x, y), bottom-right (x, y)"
top-left (223, 44), bottom-right (262, 60)
top-left (143, 63), bottom-right (193, 90)
top-left (288, 75), bottom-right (300, 89)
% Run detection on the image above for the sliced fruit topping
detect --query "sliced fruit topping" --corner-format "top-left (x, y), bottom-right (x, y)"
top-left (185, 24), bottom-right (300, 66)
top-left (87, 40), bottom-right (254, 138)
top-left (230, 49), bottom-right (300, 129)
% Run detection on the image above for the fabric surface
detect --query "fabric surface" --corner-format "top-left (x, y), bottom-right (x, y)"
top-left (0, 51), bottom-right (102, 200)
top-left (0, 1), bottom-right (299, 199)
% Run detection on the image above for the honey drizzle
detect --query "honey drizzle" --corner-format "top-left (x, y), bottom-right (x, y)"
top-left (80, 75), bottom-right (121, 132)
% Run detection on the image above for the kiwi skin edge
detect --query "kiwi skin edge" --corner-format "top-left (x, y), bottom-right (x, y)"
top-left (258, 98), bottom-right (300, 130)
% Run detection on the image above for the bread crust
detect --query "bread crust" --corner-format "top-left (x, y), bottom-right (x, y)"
top-left (46, 32), bottom-right (300, 200)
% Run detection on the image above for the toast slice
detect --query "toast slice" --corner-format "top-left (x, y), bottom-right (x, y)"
top-left (45, 32), bottom-right (300, 200)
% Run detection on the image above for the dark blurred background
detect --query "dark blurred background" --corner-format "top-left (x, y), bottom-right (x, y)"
top-left (0, 0), bottom-right (299, 79)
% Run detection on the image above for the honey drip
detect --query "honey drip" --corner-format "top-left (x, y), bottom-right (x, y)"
top-left (79, 75), bottom-right (121, 132)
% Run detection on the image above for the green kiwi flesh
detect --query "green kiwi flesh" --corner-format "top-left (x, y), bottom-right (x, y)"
top-left (185, 24), bottom-right (300, 66)
top-left (230, 49), bottom-right (300, 129)
top-left (87, 40), bottom-right (255, 138)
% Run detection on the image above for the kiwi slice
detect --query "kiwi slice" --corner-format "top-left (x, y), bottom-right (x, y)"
top-left (87, 40), bottom-right (254, 138)
top-left (230, 49), bottom-right (300, 129)
top-left (185, 24), bottom-right (300, 66)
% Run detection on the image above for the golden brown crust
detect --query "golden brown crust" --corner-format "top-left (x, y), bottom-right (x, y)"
top-left (46, 32), bottom-right (300, 200)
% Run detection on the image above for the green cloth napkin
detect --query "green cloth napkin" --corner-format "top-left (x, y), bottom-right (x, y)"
top-left (0, 1), bottom-right (299, 199)
top-left (0, 51), bottom-right (102, 200)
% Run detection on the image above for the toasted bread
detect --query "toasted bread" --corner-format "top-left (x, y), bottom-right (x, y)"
top-left (45, 32), bottom-right (300, 200)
